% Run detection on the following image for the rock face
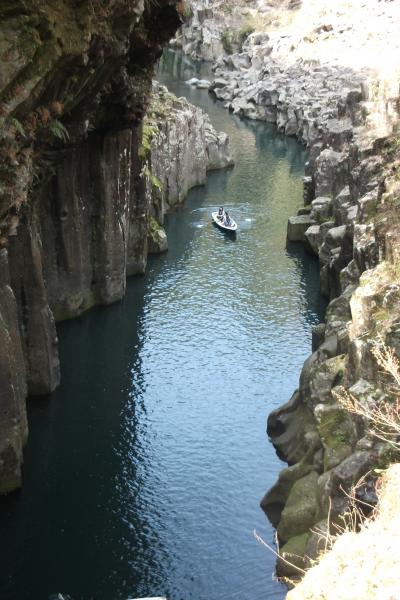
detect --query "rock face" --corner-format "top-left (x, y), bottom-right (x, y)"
top-left (264, 137), bottom-right (400, 574)
top-left (144, 82), bottom-right (233, 226)
top-left (0, 0), bottom-right (232, 494)
top-left (141, 81), bottom-right (233, 252)
top-left (175, 0), bottom-right (302, 62)
top-left (0, 0), bottom-right (181, 494)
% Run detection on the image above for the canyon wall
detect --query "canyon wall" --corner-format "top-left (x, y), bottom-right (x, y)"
top-left (0, 0), bottom-right (232, 494)
top-left (144, 81), bottom-right (233, 252)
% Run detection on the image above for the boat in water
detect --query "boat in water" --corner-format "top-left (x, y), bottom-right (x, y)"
top-left (211, 211), bottom-right (238, 233)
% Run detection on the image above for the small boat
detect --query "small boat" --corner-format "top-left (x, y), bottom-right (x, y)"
top-left (211, 211), bottom-right (238, 233)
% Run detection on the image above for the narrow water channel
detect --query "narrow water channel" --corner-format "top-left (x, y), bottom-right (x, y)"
top-left (0, 51), bottom-right (325, 600)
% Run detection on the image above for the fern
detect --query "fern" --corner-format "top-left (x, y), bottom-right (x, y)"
top-left (141, 164), bottom-right (164, 191)
top-left (150, 173), bottom-right (163, 191)
top-left (49, 119), bottom-right (69, 143)
top-left (12, 118), bottom-right (26, 137)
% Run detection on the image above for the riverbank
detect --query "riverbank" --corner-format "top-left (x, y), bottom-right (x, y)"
top-left (177, 0), bottom-right (400, 589)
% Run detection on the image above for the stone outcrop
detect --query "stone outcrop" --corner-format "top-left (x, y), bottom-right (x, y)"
top-left (143, 82), bottom-right (233, 242)
top-left (0, 0), bottom-right (232, 494)
top-left (0, 0), bottom-right (182, 494)
top-left (175, 0), bottom-right (302, 62)
top-left (263, 103), bottom-right (400, 581)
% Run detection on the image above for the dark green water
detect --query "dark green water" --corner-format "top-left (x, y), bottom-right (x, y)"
top-left (0, 50), bottom-right (325, 600)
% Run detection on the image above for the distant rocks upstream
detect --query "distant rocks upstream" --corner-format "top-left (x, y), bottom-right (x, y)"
top-left (145, 82), bottom-right (233, 253)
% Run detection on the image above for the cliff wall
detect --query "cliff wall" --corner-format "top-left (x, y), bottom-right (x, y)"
top-left (143, 81), bottom-right (233, 251)
top-left (0, 1), bottom-right (232, 494)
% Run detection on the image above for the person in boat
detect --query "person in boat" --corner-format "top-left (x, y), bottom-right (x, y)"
top-left (218, 206), bottom-right (224, 220)
top-left (224, 212), bottom-right (231, 226)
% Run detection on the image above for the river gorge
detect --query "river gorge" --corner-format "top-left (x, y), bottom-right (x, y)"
top-left (0, 51), bottom-right (325, 600)
top-left (3, 0), bottom-right (400, 596)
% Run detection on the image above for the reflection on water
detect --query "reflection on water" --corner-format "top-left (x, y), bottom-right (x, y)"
top-left (0, 50), bottom-right (325, 600)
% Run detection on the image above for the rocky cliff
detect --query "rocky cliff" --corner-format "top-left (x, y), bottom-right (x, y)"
top-left (180, 0), bottom-right (400, 586)
top-left (175, 0), bottom-right (301, 62)
top-left (143, 81), bottom-right (233, 252)
top-left (0, 0), bottom-right (232, 494)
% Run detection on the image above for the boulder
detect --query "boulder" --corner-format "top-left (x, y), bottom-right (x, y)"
top-left (287, 215), bottom-right (314, 242)
top-left (353, 223), bottom-right (378, 272)
top-left (310, 197), bottom-right (332, 223)
top-left (267, 390), bottom-right (321, 466)
top-left (305, 518), bottom-right (329, 562)
top-left (196, 78), bottom-right (211, 89)
top-left (305, 224), bottom-right (322, 255)
top-left (261, 459), bottom-right (315, 526)
top-left (308, 354), bottom-right (346, 407)
top-left (333, 185), bottom-right (351, 225)
top-left (315, 149), bottom-right (348, 199)
top-left (209, 78), bottom-right (229, 93)
top-left (277, 533), bottom-right (310, 578)
top-left (277, 471), bottom-right (321, 543)
top-left (328, 451), bottom-right (377, 496)
top-left (314, 403), bottom-right (358, 470)
top-left (205, 123), bottom-right (234, 170)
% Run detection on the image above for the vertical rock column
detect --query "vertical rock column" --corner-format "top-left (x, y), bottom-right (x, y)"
top-left (8, 218), bottom-right (60, 396)
top-left (0, 250), bottom-right (28, 494)
top-left (39, 128), bottom-right (148, 321)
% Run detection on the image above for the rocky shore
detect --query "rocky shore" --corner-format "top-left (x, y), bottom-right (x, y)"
top-left (179, 0), bottom-right (400, 585)
top-left (0, 1), bottom-right (232, 494)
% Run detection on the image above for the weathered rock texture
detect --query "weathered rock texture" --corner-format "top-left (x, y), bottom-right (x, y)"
top-left (143, 82), bottom-right (233, 250)
top-left (175, 0), bottom-right (301, 62)
top-left (0, 0), bottom-right (232, 494)
top-left (180, 0), bottom-right (400, 583)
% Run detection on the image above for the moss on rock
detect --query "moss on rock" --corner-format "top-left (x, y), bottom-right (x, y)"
top-left (277, 471), bottom-right (321, 543)
top-left (315, 403), bottom-right (357, 471)
top-left (147, 216), bottom-right (168, 254)
top-left (277, 532), bottom-right (310, 578)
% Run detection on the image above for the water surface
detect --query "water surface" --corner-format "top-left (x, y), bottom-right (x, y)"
top-left (0, 50), bottom-right (325, 600)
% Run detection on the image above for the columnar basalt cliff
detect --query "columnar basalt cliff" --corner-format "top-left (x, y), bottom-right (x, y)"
top-left (180, 0), bottom-right (400, 586)
top-left (0, 0), bottom-right (233, 494)
top-left (175, 0), bottom-right (302, 62)
top-left (143, 82), bottom-right (233, 252)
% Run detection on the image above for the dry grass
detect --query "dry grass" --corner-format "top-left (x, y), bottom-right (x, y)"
top-left (334, 342), bottom-right (400, 454)
top-left (286, 465), bottom-right (400, 600)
